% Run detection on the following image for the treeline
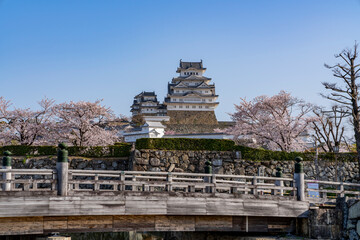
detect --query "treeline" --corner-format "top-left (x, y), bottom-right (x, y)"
top-left (0, 98), bottom-right (126, 146)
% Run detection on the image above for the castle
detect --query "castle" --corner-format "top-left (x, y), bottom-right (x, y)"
top-left (130, 60), bottom-right (219, 131)
top-left (130, 91), bottom-right (167, 116)
top-left (164, 60), bottom-right (219, 112)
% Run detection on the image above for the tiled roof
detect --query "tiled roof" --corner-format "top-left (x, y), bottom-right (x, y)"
top-left (170, 81), bottom-right (214, 89)
top-left (180, 61), bottom-right (203, 69)
top-left (143, 91), bottom-right (156, 96)
top-left (135, 91), bottom-right (157, 98)
top-left (172, 76), bottom-right (211, 82)
top-left (176, 60), bottom-right (206, 72)
top-left (181, 91), bottom-right (218, 97)
top-left (141, 97), bottom-right (158, 103)
top-left (158, 104), bottom-right (167, 109)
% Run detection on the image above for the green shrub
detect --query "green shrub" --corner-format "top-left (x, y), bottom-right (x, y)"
top-left (233, 145), bottom-right (309, 161)
top-left (136, 138), bottom-right (235, 151)
top-left (136, 138), bottom-right (357, 162)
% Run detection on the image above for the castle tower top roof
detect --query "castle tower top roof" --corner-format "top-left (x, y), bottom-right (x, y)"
top-left (176, 60), bottom-right (206, 73)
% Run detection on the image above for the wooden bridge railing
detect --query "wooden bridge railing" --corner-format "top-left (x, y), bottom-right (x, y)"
top-left (0, 169), bottom-right (56, 191)
top-left (68, 169), bottom-right (297, 197)
top-left (1, 168), bottom-right (360, 201)
top-left (2, 147), bottom-right (359, 201)
top-left (305, 179), bottom-right (360, 200)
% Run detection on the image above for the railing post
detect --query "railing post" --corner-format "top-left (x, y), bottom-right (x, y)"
top-left (2, 151), bottom-right (12, 191)
top-left (292, 179), bottom-right (297, 200)
top-left (275, 167), bottom-right (284, 196)
top-left (132, 175), bottom-right (137, 191)
top-left (52, 170), bottom-right (57, 191)
top-left (294, 156), bottom-right (305, 201)
top-left (143, 183), bottom-right (149, 192)
top-left (166, 172), bottom-right (173, 192)
top-left (204, 160), bottom-right (212, 193)
top-left (188, 185), bottom-right (195, 193)
top-left (211, 173), bottom-right (216, 193)
top-left (119, 171), bottom-right (125, 191)
top-left (94, 174), bottom-right (99, 191)
top-left (340, 182), bottom-right (344, 198)
top-left (68, 172), bottom-right (73, 191)
top-left (252, 176), bottom-right (258, 196)
top-left (56, 143), bottom-right (69, 196)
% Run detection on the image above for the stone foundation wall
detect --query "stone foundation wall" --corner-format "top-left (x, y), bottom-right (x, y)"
top-left (308, 202), bottom-right (343, 239)
top-left (6, 149), bottom-right (360, 183)
top-left (11, 156), bottom-right (129, 171)
top-left (308, 198), bottom-right (360, 239)
top-left (133, 149), bottom-right (359, 183)
top-left (166, 110), bottom-right (218, 133)
top-left (166, 111), bottom-right (218, 125)
top-left (344, 199), bottom-right (360, 239)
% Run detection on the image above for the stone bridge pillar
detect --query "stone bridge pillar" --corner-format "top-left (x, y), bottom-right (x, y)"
top-left (294, 156), bottom-right (305, 201)
top-left (57, 143), bottom-right (69, 196)
top-left (2, 151), bottom-right (12, 191)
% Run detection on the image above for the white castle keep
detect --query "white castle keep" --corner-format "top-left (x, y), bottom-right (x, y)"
top-left (164, 60), bottom-right (219, 111)
top-left (130, 60), bottom-right (219, 116)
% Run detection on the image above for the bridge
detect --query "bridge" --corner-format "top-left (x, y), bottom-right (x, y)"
top-left (0, 160), bottom-right (359, 237)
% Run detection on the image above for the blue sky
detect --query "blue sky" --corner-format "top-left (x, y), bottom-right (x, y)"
top-left (1, 0), bottom-right (360, 120)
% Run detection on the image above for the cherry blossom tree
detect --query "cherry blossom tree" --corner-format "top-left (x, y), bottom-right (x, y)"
top-left (0, 97), bottom-right (55, 145)
top-left (227, 91), bottom-right (314, 152)
top-left (164, 130), bottom-right (176, 135)
top-left (52, 100), bottom-right (119, 146)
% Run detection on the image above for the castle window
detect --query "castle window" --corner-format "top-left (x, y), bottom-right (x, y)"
top-left (174, 106), bottom-right (176, 108)
top-left (209, 99), bottom-right (212, 102)
top-left (199, 106), bottom-right (203, 109)
top-left (196, 72), bottom-right (198, 75)
top-left (202, 99), bottom-right (205, 102)
top-left (205, 91), bottom-right (208, 93)
top-left (179, 106), bottom-right (183, 108)
top-left (205, 106), bottom-right (209, 109)
top-left (186, 106), bottom-right (189, 108)
top-left (192, 106), bottom-right (196, 108)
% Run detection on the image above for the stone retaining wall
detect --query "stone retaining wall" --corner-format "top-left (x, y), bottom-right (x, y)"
top-left (308, 198), bottom-right (360, 239)
top-left (6, 149), bottom-right (360, 183)
top-left (133, 149), bottom-right (359, 183)
top-left (344, 199), bottom-right (360, 239)
top-left (11, 156), bottom-right (129, 171)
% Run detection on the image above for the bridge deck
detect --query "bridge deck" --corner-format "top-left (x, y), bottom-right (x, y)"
top-left (0, 191), bottom-right (308, 218)
top-left (0, 191), bottom-right (308, 235)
